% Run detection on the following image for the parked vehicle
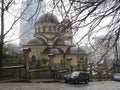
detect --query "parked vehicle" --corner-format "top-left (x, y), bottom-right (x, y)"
top-left (114, 73), bottom-right (120, 81)
top-left (64, 71), bottom-right (90, 84)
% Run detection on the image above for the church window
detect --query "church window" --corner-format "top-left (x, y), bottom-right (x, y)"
top-left (38, 26), bottom-right (41, 32)
top-left (35, 27), bottom-right (37, 33)
top-left (80, 56), bottom-right (84, 60)
top-left (53, 26), bottom-right (56, 32)
top-left (35, 26), bottom-right (38, 33)
top-left (49, 26), bottom-right (51, 32)
top-left (43, 26), bottom-right (46, 32)
top-left (58, 26), bottom-right (61, 33)
top-left (85, 58), bottom-right (88, 65)
top-left (32, 55), bottom-right (36, 62)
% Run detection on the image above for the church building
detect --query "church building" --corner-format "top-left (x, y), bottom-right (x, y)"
top-left (23, 13), bottom-right (89, 71)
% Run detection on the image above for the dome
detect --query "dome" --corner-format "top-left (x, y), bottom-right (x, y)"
top-left (26, 38), bottom-right (47, 46)
top-left (54, 38), bottom-right (65, 46)
top-left (35, 13), bottom-right (59, 24)
top-left (66, 46), bottom-right (86, 54)
top-left (43, 48), bottom-right (64, 54)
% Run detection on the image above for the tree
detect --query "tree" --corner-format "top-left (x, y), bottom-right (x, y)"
top-left (0, 0), bottom-right (25, 67)
top-left (48, 0), bottom-right (120, 64)
top-left (0, 0), bottom-right (43, 67)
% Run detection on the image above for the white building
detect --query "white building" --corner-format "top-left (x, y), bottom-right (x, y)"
top-left (20, 0), bottom-right (46, 46)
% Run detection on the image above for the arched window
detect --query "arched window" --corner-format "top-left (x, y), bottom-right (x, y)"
top-left (43, 26), bottom-right (46, 32)
top-left (49, 26), bottom-right (51, 32)
top-left (53, 26), bottom-right (56, 32)
top-left (32, 55), bottom-right (36, 62)
top-left (85, 58), bottom-right (88, 65)
top-left (38, 26), bottom-right (41, 33)
top-left (80, 56), bottom-right (84, 60)
top-left (35, 26), bottom-right (39, 33)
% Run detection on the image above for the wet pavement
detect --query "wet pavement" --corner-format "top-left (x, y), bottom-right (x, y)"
top-left (0, 81), bottom-right (120, 90)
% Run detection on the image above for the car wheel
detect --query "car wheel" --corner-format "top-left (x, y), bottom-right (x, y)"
top-left (85, 80), bottom-right (88, 84)
top-left (65, 80), bottom-right (68, 83)
top-left (74, 79), bottom-right (79, 84)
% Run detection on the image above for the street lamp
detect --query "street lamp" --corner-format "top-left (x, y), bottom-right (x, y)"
top-left (22, 48), bottom-right (31, 80)
top-left (23, 48), bottom-right (31, 63)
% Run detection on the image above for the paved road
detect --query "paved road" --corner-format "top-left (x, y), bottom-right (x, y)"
top-left (0, 81), bottom-right (120, 90)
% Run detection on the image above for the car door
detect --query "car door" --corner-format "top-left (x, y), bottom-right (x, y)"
top-left (81, 73), bottom-right (88, 81)
top-left (79, 73), bottom-right (85, 81)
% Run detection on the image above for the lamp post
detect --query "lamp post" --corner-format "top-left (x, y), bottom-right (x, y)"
top-left (23, 48), bottom-right (31, 63)
top-left (23, 48), bottom-right (31, 80)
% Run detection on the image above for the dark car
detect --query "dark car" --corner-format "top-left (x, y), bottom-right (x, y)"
top-left (64, 71), bottom-right (90, 84)
top-left (114, 73), bottom-right (120, 81)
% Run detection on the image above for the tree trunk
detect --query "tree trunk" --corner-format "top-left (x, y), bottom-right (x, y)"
top-left (0, 44), bottom-right (4, 67)
top-left (0, 0), bottom-right (4, 67)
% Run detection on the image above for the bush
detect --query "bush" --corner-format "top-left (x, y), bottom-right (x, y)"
top-left (2, 56), bottom-right (18, 66)
top-left (72, 66), bottom-right (81, 71)
top-left (40, 63), bottom-right (48, 68)
top-left (35, 60), bottom-right (49, 69)
top-left (40, 55), bottom-right (49, 65)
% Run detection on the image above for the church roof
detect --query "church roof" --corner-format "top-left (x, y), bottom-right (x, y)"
top-left (43, 48), bottom-right (64, 54)
top-left (66, 46), bottom-right (87, 54)
top-left (26, 38), bottom-right (47, 46)
top-left (54, 38), bottom-right (65, 46)
top-left (35, 13), bottom-right (59, 24)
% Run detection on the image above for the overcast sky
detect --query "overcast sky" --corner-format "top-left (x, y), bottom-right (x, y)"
top-left (4, 0), bottom-right (110, 46)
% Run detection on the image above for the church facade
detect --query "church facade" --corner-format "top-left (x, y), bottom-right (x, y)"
top-left (23, 13), bottom-right (89, 71)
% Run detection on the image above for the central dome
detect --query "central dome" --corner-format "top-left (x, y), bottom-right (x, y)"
top-left (35, 13), bottom-right (59, 24)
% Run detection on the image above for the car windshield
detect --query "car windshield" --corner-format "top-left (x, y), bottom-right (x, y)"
top-left (115, 73), bottom-right (120, 76)
top-left (72, 71), bottom-right (80, 76)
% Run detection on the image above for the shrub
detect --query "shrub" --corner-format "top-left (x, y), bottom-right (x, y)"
top-left (2, 56), bottom-right (18, 66)
top-left (40, 55), bottom-right (49, 65)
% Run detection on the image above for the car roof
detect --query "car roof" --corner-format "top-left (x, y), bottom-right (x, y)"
top-left (115, 73), bottom-right (120, 75)
top-left (72, 71), bottom-right (89, 74)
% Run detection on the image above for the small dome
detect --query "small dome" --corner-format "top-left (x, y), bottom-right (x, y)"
top-left (43, 48), bottom-right (64, 54)
top-left (35, 13), bottom-right (59, 24)
top-left (26, 38), bottom-right (47, 46)
top-left (66, 46), bottom-right (86, 54)
top-left (54, 38), bottom-right (65, 46)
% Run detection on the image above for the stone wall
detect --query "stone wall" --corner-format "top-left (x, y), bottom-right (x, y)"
top-left (0, 68), bottom-right (54, 81)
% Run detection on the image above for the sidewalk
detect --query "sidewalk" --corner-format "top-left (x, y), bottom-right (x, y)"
top-left (30, 79), bottom-right (64, 83)
top-left (30, 79), bottom-right (55, 83)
